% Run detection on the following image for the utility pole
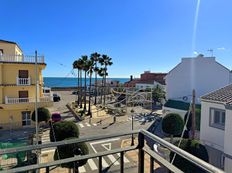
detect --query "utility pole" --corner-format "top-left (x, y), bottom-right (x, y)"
top-left (35, 50), bottom-right (39, 172)
top-left (191, 89), bottom-right (196, 139)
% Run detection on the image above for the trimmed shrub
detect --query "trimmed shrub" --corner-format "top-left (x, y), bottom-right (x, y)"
top-left (170, 139), bottom-right (209, 173)
top-left (31, 107), bottom-right (51, 123)
top-left (54, 139), bottom-right (89, 169)
top-left (50, 121), bottom-right (79, 142)
top-left (162, 113), bottom-right (184, 136)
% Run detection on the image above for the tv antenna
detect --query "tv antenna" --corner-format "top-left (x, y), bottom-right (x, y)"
top-left (207, 49), bottom-right (214, 57)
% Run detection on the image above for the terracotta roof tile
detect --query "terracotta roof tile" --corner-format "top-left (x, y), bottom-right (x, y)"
top-left (201, 84), bottom-right (232, 105)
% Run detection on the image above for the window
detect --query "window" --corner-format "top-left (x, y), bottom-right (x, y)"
top-left (22, 111), bottom-right (31, 126)
top-left (210, 108), bottom-right (225, 130)
top-left (19, 70), bottom-right (29, 78)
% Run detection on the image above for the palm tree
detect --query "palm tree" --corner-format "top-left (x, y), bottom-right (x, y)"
top-left (99, 55), bottom-right (113, 106)
top-left (73, 59), bottom-right (83, 107)
top-left (98, 68), bottom-right (105, 104)
top-left (81, 55), bottom-right (89, 111)
top-left (90, 52), bottom-right (101, 105)
top-left (87, 59), bottom-right (95, 116)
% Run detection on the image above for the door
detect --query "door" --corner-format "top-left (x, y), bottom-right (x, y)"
top-left (22, 111), bottom-right (31, 126)
top-left (19, 91), bottom-right (29, 102)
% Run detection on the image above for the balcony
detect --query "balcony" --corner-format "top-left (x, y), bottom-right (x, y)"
top-left (16, 77), bottom-right (31, 86)
top-left (0, 54), bottom-right (44, 63)
top-left (5, 96), bottom-right (53, 104)
top-left (0, 130), bottom-right (224, 173)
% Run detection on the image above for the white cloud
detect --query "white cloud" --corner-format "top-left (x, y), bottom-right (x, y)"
top-left (217, 47), bottom-right (226, 51)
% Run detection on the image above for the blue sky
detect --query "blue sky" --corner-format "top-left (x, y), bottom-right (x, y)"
top-left (1, 0), bottom-right (232, 78)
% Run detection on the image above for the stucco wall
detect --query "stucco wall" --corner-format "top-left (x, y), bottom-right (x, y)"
top-left (0, 63), bottom-right (44, 85)
top-left (166, 57), bottom-right (231, 103)
top-left (0, 43), bottom-right (18, 55)
top-left (200, 101), bottom-right (225, 151)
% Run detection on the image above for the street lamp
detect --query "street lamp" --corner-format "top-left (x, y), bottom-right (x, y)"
top-left (130, 108), bottom-right (135, 146)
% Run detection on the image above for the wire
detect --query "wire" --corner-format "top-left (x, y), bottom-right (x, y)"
top-left (171, 101), bottom-right (192, 164)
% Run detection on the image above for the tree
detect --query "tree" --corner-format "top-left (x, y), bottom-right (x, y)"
top-left (90, 52), bottom-right (101, 105)
top-left (170, 139), bottom-right (209, 173)
top-left (152, 85), bottom-right (166, 105)
top-left (54, 138), bottom-right (89, 173)
top-left (162, 113), bottom-right (184, 143)
top-left (98, 55), bottom-right (113, 106)
top-left (81, 55), bottom-right (89, 111)
top-left (31, 107), bottom-right (51, 123)
top-left (73, 59), bottom-right (84, 107)
top-left (86, 59), bottom-right (95, 116)
top-left (98, 68), bottom-right (105, 105)
top-left (50, 121), bottom-right (79, 142)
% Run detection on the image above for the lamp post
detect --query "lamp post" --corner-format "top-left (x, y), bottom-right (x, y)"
top-left (131, 108), bottom-right (135, 146)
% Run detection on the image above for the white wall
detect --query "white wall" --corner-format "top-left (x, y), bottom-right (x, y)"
top-left (163, 106), bottom-right (187, 120)
top-left (200, 101), bottom-right (225, 151)
top-left (166, 57), bottom-right (231, 103)
top-left (135, 83), bottom-right (154, 89)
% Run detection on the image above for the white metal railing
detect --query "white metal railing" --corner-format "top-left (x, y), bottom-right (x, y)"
top-left (5, 96), bottom-right (53, 104)
top-left (16, 77), bottom-right (31, 85)
top-left (0, 54), bottom-right (44, 63)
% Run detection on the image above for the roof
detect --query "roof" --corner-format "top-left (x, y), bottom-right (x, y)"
top-left (166, 56), bottom-right (231, 78)
top-left (201, 84), bottom-right (232, 106)
top-left (0, 39), bottom-right (23, 52)
top-left (164, 99), bottom-right (201, 111)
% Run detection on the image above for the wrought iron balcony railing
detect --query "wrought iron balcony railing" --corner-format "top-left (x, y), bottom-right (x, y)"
top-left (0, 130), bottom-right (224, 173)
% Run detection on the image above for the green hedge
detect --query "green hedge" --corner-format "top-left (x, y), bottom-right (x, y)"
top-left (170, 139), bottom-right (208, 173)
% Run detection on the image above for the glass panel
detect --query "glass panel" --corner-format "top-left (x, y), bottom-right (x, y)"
top-left (26, 120), bottom-right (31, 125)
top-left (214, 110), bottom-right (220, 124)
top-left (22, 113), bottom-right (26, 120)
top-left (221, 112), bottom-right (225, 125)
top-left (22, 121), bottom-right (26, 126)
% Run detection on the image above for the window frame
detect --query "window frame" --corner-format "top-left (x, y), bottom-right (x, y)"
top-left (209, 107), bottom-right (225, 130)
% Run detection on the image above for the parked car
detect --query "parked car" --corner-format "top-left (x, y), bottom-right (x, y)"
top-left (72, 90), bottom-right (78, 95)
top-left (51, 112), bottom-right (62, 122)
top-left (53, 93), bottom-right (61, 102)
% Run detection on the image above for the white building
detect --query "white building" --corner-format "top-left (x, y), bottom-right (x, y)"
top-left (200, 84), bottom-right (232, 172)
top-left (165, 55), bottom-right (232, 104)
top-left (135, 80), bottom-right (165, 90)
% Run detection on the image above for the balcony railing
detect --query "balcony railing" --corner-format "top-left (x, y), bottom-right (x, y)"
top-left (5, 96), bottom-right (53, 104)
top-left (0, 54), bottom-right (44, 63)
top-left (16, 77), bottom-right (31, 85)
top-left (0, 130), bottom-right (224, 173)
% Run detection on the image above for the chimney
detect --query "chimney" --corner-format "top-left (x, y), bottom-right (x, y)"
top-left (130, 75), bottom-right (133, 81)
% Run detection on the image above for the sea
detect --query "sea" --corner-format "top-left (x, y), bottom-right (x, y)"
top-left (43, 77), bottom-right (129, 87)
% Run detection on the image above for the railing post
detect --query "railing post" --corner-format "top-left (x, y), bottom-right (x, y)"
top-left (150, 156), bottom-right (154, 173)
top-left (5, 96), bottom-right (8, 104)
top-left (138, 132), bottom-right (145, 173)
top-left (120, 152), bottom-right (124, 173)
top-left (99, 156), bottom-right (102, 173)
top-left (46, 166), bottom-right (49, 173)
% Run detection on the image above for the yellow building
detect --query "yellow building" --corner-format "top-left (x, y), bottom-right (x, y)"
top-left (0, 40), bottom-right (53, 129)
